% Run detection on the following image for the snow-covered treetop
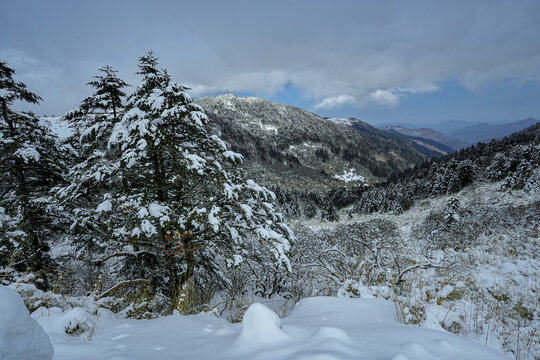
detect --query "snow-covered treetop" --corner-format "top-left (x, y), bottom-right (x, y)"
top-left (62, 65), bottom-right (129, 159)
top-left (84, 65), bottom-right (129, 119)
top-left (0, 61), bottom-right (42, 107)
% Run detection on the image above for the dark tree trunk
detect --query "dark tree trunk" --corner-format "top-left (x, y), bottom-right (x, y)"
top-left (111, 94), bottom-right (117, 121)
top-left (166, 249), bottom-right (180, 312)
top-left (1, 99), bottom-right (15, 132)
top-left (13, 155), bottom-right (48, 289)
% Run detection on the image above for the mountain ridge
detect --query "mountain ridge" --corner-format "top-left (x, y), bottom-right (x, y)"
top-left (448, 117), bottom-right (539, 143)
top-left (380, 125), bottom-right (469, 151)
top-left (198, 94), bottom-right (425, 190)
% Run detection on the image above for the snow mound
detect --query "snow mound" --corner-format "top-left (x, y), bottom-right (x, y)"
top-left (0, 285), bottom-right (54, 360)
top-left (290, 296), bottom-right (396, 326)
top-left (311, 326), bottom-right (352, 343)
top-left (236, 302), bottom-right (290, 345)
top-left (53, 307), bottom-right (94, 336)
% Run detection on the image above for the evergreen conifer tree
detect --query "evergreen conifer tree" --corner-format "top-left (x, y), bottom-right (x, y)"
top-left (303, 200), bottom-right (317, 219)
top-left (54, 65), bottom-right (129, 274)
top-left (321, 202), bottom-right (339, 222)
top-left (0, 61), bottom-right (66, 287)
top-left (65, 65), bottom-right (128, 153)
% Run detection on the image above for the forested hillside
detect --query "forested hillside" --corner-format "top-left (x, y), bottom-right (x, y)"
top-left (199, 95), bottom-right (425, 190)
top-left (353, 123), bottom-right (540, 214)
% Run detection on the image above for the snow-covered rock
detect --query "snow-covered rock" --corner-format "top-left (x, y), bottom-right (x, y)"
top-left (0, 285), bottom-right (54, 360)
top-left (236, 302), bottom-right (290, 345)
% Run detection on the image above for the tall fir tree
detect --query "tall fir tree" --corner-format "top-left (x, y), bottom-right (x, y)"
top-left (65, 65), bottom-right (128, 155)
top-left (0, 61), bottom-right (66, 287)
top-left (54, 65), bottom-right (129, 264)
top-left (321, 202), bottom-right (339, 222)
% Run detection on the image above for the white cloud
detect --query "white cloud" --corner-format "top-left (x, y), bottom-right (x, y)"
top-left (397, 84), bottom-right (440, 95)
top-left (188, 70), bottom-right (289, 99)
top-left (368, 90), bottom-right (400, 107)
top-left (358, 85), bottom-right (440, 109)
top-left (314, 94), bottom-right (356, 110)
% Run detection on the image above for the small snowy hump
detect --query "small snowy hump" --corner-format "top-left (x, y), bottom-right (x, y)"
top-left (327, 118), bottom-right (353, 126)
top-left (0, 285), bottom-right (54, 360)
top-left (290, 297), bottom-right (396, 326)
top-left (312, 326), bottom-right (352, 344)
top-left (236, 302), bottom-right (290, 345)
top-left (333, 168), bottom-right (365, 183)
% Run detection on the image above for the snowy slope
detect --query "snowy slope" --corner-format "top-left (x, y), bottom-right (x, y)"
top-left (291, 180), bottom-right (539, 358)
top-left (40, 116), bottom-right (73, 140)
top-left (32, 297), bottom-right (505, 360)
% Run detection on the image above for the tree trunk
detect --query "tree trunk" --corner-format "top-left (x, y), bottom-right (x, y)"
top-left (167, 252), bottom-right (180, 312)
top-left (14, 157), bottom-right (48, 288)
top-left (1, 99), bottom-right (15, 132)
top-left (111, 93), bottom-right (117, 122)
top-left (168, 236), bottom-right (195, 313)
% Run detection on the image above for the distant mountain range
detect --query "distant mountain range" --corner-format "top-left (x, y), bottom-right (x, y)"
top-left (380, 126), bottom-right (468, 155)
top-left (46, 95), bottom-right (536, 191)
top-left (198, 95), bottom-right (425, 190)
top-left (377, 120), bottom-right (479, 135)
top-left (447, 118), bottom-right (539, 144)
top-left (378, 118), bottom-right (539, 152)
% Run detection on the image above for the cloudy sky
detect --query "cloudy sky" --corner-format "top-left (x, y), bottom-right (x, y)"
top-left (2, 0), bottom-right (540, 125)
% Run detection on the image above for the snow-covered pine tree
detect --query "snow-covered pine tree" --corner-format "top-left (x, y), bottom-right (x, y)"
top-left (456, 160), bottom-right (476, 188)
top-left (485, 152), bottom-right (508, 180)
top-left (65, 65), bottom-right (128, 153)
top-left (100, 52), bottom-right (293, 311)
top-left (86, 65), bottom-right (128, 123)
top-left (444, 196), bottom-right (460, 223)
top-left (0, 61), bottom-right (66, 287)
top-left (54, 65), bottom-right (128, 269)
top-left (321, 202), bottom-right (339, 222)
top-left (303, 200), bottom-right (317, 219)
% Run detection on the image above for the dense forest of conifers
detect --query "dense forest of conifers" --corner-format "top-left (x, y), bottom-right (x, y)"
top-left (272, 123), bottom-right (540, 219)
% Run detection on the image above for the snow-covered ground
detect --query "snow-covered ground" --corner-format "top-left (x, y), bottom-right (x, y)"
top-left (40, 116), bottom-right (73, 140)
top-left (292, 181), bottom-right (540, 359)
top-left (333, 168), bottom-right (365, 183)
top-left (28, 296), bottom-right (506, 360)
top-left (2, 181), bottom-right (536, 359)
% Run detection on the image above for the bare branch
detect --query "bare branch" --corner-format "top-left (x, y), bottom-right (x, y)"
top-left (91, 250), bottom-right (153, 266)
top-left (397, 261), bottom-right (456, 283)
top-left (96, 278), bottom-right (150, 300)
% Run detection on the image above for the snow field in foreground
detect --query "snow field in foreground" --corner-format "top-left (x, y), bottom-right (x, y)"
top-left (29, 296), bottom-right (507, 360)
top-left (0, 285), bottom-right (54, 360)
